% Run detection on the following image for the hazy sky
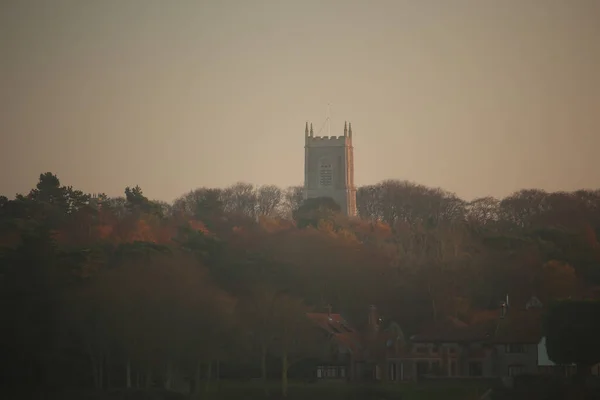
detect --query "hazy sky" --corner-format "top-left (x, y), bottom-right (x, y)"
top-left (2, 0), bottom-right (600, 202)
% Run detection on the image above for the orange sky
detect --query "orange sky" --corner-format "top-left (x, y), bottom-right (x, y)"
top-left (2, 0), bottom-right (599, 201)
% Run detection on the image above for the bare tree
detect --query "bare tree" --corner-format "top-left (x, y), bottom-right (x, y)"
top-left (222, 182), bottom-right (258, 217)
top-left (281, 185), bottom-right (304, 218)
top-left (357, 180), bottom-right (466, 227)
top-left (356, 184), bottom-right (382, 220)
top-left (256, 185), bottom-right (282, 217)
top-left (466, 196), bottom-right (500, 227)
top-left (172, 187), bottom-right (224, 219)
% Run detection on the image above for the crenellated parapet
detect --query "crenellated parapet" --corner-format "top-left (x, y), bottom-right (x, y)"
top-left (305, 121), bottom-right (353, 147)
top-left (311, 135), bottom-right (346, 140)
top-left (303, 119), bottom-right (357, 216)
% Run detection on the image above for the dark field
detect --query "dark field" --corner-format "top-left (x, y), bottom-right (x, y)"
top-left (13, 380), bottom-right (490, 400)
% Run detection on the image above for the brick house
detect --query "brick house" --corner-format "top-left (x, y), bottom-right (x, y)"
top-left (305, 311), bottom-right (364, 380)
top-left (386, 296), bottom-right (600, 382)
top-left (388, 316), bottom-right (498, 380)
top-left (305, 305), bottom-right (403, 382)
top-left (305, 297), bottom-right (600, 383)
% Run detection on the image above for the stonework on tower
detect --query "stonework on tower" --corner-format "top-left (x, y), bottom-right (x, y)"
top-left (303, 121), bottom-right (357, 217)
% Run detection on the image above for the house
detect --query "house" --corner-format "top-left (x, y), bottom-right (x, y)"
top-left (305, 305), bottom-right (403, 382)
top-left (390, 295), bottom-right (600, 381)
top-left (392, 316), bottom-right (498, 380)
top-left (488, 307), bottom-right (544, 377)
top-left (306, 296), bottom-right (600, 383)
top-left (305, 310), bottom-right (364, 381)
top-left (393, 297), bottom-right (545, 380)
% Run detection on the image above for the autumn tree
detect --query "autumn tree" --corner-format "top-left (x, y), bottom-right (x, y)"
top-left (271, 296), bottom-right (322, 397)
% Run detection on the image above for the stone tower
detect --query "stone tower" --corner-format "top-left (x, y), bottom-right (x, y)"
top-left (304, 121), bottom-right (357, 216)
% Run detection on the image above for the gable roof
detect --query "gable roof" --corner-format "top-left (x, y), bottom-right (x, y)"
top-left (306, 313), bottom-right (364, 357)
top-left (489, 308), bottom-right (544, 344)
top-left (305, 313), bottom-right (356, 335)
top-left (410, 316), bottom-right (496, 344)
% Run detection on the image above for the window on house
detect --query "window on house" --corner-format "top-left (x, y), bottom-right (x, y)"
top-left (431, 344), bottom-right (439, 353)
top-left (317, 366), bottom-right (324, 378)
top-left (340, 367), bottom-right (346, 378)
top-left (508, 364), bottom-right (525, 377)
top-left (415, 346), bottom-right (428, 354)
top-left (388, 362), bottom-right (397, 381)
top-left (469, 362), bottom-right (483, 377)
top-left (416, 361), bottom-right (429, 377)
top-left (450, 360), bottom-right (457, 376)
top-left (316, 366), bottom-right (339, 379)
top-left (505, 344), bottom-right (526, 353)
top-left (431, 361), bottom-right (441, 376)
top-left (326, 366), bottom-right (337, 378)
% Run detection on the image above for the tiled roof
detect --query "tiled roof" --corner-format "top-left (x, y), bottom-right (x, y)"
top-left (489, 309), bottom-right (544, 344)
top-left (305, 313), bottom-right (357, 335)
top-left (410, 305), bottom-right (545, 346)
top-left (411, 316), bottom-right (495, 343)
top-left (306, 313), bottom-right (364, 359)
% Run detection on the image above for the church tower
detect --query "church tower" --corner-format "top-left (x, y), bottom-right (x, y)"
top-left (304, 121), bottom-right (357, 216)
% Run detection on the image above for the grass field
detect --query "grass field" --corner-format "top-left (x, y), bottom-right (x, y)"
top-left (207, 379), bottom-right (491, 400)
top-left (17, 380), bottom-right (491, 400)
top-left (208, 380), bottom-right (490, 399)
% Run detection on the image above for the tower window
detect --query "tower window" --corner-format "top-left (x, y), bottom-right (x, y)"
top-left (319, 158), bottom-right (333, 187)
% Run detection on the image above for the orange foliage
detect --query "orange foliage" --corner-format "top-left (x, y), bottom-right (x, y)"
top-left (97, 224), bottom-right (114, 240)
top-left (258, 215), bottom-right (295, 233)
top-left (188, 219), bottom-right (211, 235)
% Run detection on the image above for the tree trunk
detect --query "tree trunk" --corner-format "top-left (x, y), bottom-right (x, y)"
top-left (215, 359), bottom-right (220, 391)
top-left (164, 361), bottom-right (173, 390)
top-left (105, 353), bottom-right (111, 389)
top-left (192, 360), bottom-right (201, 397)
top-left (98, 356), bottom-right (104, 391)
top-left (126, 358), bottom-right (132, 388)
top-left (90, 352), bottom-right (100, 390)
top-left (205, 360), bottom-right (212, 392)
top-left (428, 282), bottom-right (438, 321)
top-left (145, 367), bottom-right (152, 389)
top-left (281, 351), bottom-right (289, 398)
top-left (261, 344), bottom-right (269, 395)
